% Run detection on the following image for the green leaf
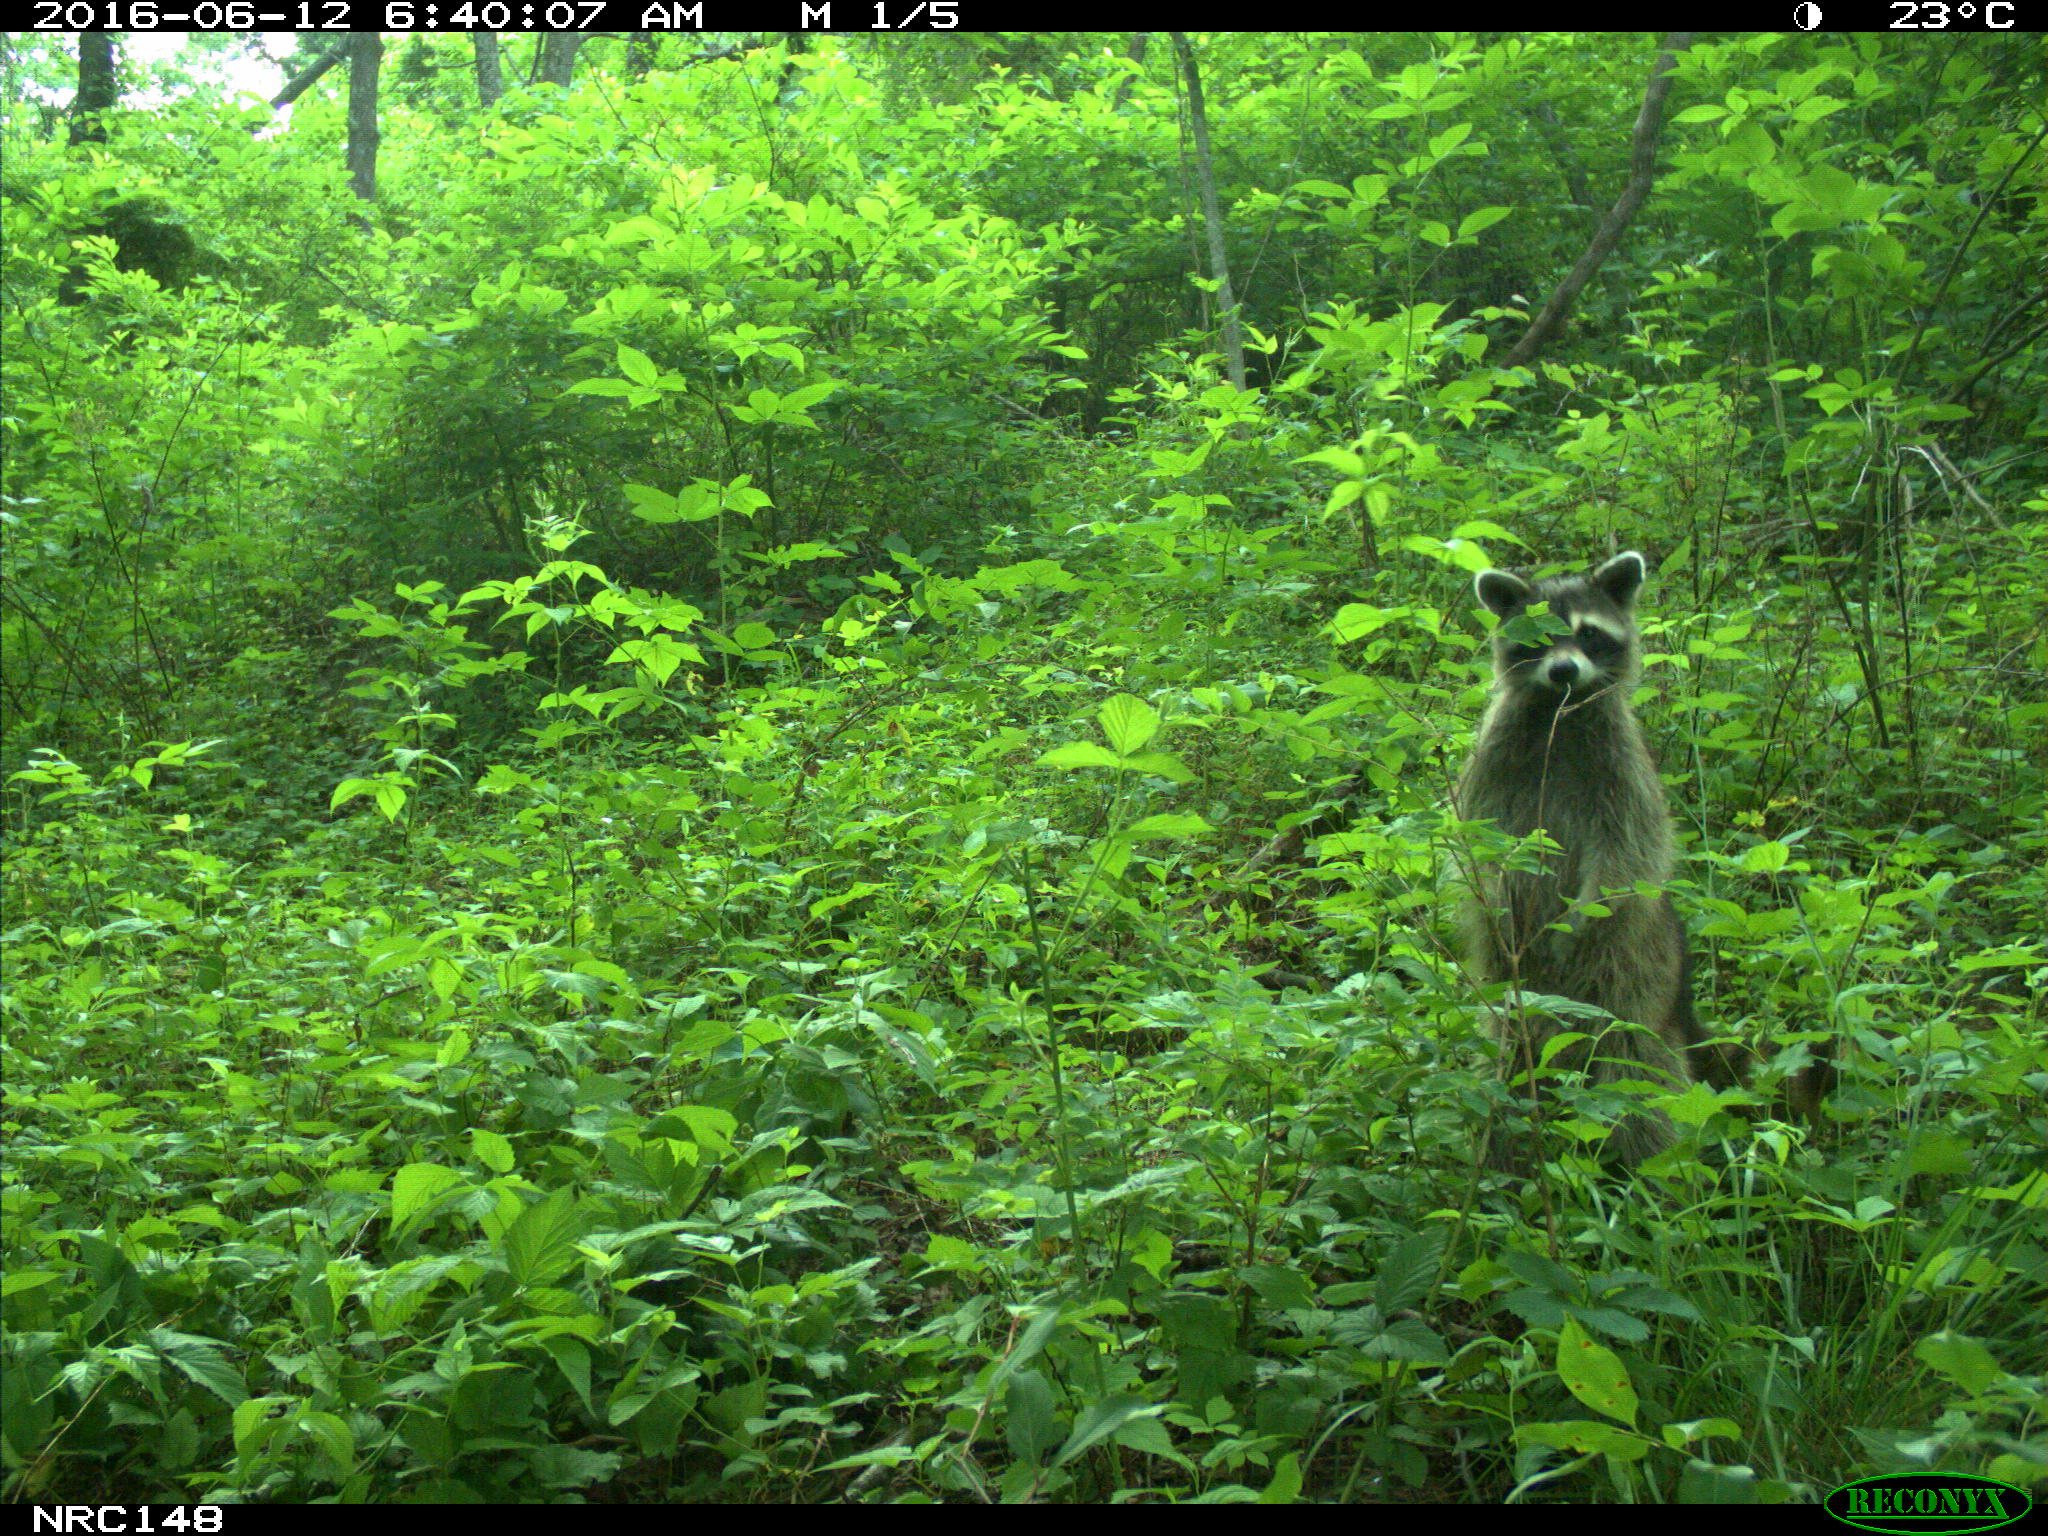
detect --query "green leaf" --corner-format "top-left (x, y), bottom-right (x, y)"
top-left (1901, 1132), bottom-right (1973, 1178)
top-left (1241, 1263), bottom-right (1316, 1312)
top-left (329, 777), bottom-right (380, 811)
top-left (1517, 1419), bottom-right (1648, 1459)
top-left (1006, 1369), bottom-right (1061, 1465)
top-left (1914, 1331), bottom-right (2002, 1393)
top-left (501, 1186), bottom-right (586, 1287)
top-left (527, 1444), bottom-right (622, 1489)
top-left (1327, 602), bottom-right (1406, 642)
top-left (390, 1162), bottom-right (465, 1232)
top-left (565, 377), bottom-right (644, 399)
top-left (298, 1410), bottom-right (356, 1476)
top-left (1037, 743), bottom-right (1125, 771)
top-left (810, 882), bottom-right (886, 918)
top-left (1052, 1396), bottom-right (1162, 1467)
top-left (148, 1327), bottom-right (247, 1409)
top-left (1098, 694), bottom-right (1161, 755)
top-left (1557, 1315), bottom-right (1638, 1428)
top-left (1125, 813), bottom-right (1211, 839)
top-left (782, 380), bottom-right (840, 411)
top-left (1374, 1229), bottom-right (1448, 1314)
top-left (984, 1307), bottom-right (1063, 1397)
top-left (543, 1336), bottom-right (597, 1417)
top-left (233, 1396), bottom-right (291, 1461)
top-left (1675, 1461), bottom-right (1762, 1503)
top-left (1298, 446), bottom-right (1365, 477)
top-left (1739, 841), bottom-right (1789, 873)
top-left (1457, 206), bottom-right (1512, 239)
top-left (1259, 1451), bottom-right (1304, 1503)
top-left (471, 1129), bottom-right (515, 1174)
top-left (1118, 751), bottom-right (1193, 783)
top-left (1428, 123), bottom-right (1472, 157)
top-left (921, 1233), bottom-right (984, 1273)
top-left (623, 483), bottom-right (681, 522)
top-left (617, 343), bottom-right (659, 386)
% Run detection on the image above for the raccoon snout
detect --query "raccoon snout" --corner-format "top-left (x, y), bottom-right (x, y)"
top-left (1542, 652), bottom-right (1592, 690)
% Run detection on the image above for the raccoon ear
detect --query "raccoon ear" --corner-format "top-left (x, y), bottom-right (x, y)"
top-left (1592, 551), bottom-right (1648, 607)
top-left (1473, 568), bottom-right (1530, 618)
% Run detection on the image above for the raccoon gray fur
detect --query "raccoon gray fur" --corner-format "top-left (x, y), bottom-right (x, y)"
top-left (1454, 549), bottom-right (1705, 1170)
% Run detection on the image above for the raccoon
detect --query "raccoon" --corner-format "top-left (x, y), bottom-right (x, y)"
top-left (1454, 549), bottom-right (1706, 1169)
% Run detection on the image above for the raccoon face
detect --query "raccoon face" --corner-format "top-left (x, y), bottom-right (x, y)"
top-left (1476, 552), bottom-right (1645, 697)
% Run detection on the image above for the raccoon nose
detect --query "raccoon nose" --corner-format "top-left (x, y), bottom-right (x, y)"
top-left (1544, 654), bottom-right (1587, 689)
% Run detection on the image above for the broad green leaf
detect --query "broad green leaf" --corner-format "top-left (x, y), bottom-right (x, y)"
top-left (1914, 1331), bottom-right (2002, 1393)
top-left (1052, 1395), bottom-right (1162, 1467)
top-left (1260, 1451), bottom-right (1304, 1503)
top-left (1125, 813), bottom-right (1211, 839)
top-left (1006, 1369), bottom-right (1061, 1465)
top-left (1118, 751), bottom-right (1193, 783)
top-left (984, 1307), bottom-right (1063, 1397)
top-left (617, 343), bottom-right (659, 386)
top-left (1098, 694), bottom-right (1160, 755)
top-left (298, 1410), bottom-right (356, 1476)
top-left (148, 1328), bottom-right (247, 1409)
top-left (1739, 841), bottom-right (1789, 873)
top-left (391, 1163), bottom-right (465, 1232)
top-left (1557, 1315), bottom-right (1638, 1428)
top-left (1457, 206), bottom-right (1512, 239)
top-left (1038, 742), bottom-right (1124, 771)
top-left (1517, 1419), bottom-right (1648, 1460)
top-left (1374, 1229), bottom-right (1449, 1314)
top-left (501, 1186), bottom-right (587, 1287)
top-left (471, 1129), bottom-right (515, 1174)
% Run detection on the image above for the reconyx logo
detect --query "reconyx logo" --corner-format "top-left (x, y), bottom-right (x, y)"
top-left (1825, 1474), bottom-right (2031, 1535)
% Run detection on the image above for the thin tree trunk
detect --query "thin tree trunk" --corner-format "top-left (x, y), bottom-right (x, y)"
top-left (1502, 34), bottom-right (1694, 371)
top-left (473, 34), bottom-right (503, 108)
top-left (345, 34), bottom-right (382, 215)
top-left (1171, 32), bottom-right (1246, 391)
top-left (537, 32), bottom-right (581, 88)
top-left (69, 32), bottom-right (117, 146)
top-left (1111, 33), bottom-right (1148, 112)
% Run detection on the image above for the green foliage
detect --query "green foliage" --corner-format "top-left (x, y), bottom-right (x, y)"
top-left (272, 53), bottom-right (1089, 597)
top-left (4, 28), bottom-right (2042, 1507)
